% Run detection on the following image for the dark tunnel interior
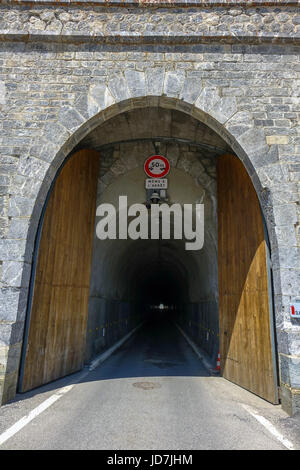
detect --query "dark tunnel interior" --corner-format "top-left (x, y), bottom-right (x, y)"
top-left (85, 232), bottom-right (219, 367)
top-left (81, 106), bottom-right (228, 368)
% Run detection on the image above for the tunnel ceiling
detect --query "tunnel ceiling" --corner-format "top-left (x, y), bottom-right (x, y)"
top-left (78, 107), bottom-right (230, 159)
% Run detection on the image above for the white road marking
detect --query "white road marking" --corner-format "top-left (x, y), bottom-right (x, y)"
top-left (241, 404), bottom-right (294, 450)
top-left (0, 384), bottom-right (76, 446)
top-left (0, 326), bottom-right (142, 447)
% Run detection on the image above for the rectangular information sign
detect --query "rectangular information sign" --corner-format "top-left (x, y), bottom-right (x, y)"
top-left (145, 178), bottom-right (168, 189)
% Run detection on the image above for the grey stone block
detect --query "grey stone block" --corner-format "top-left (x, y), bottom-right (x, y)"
top-left (59, 106), bottom-right (85, 133)
top-left (0, 287), bottom-right (23, 322)
top-left (180, 76), bottom-right (202, 104)
top-left (2, 261), bottom-right (23, 287)
top-left (0, 82), bottom-right (6, 105)
top-left (0, 239), bottom-right (27, 262)
top-left (195, 87), bottom-right (220, 113)
top-left (108, 75), bottom-right (131, 102)
top-left (273, 204), bottom-right (298, 227)
top-left (237, 127), bottom-right (268, 164)
top-left (164, 71), bottom-right (185, 99)
top-left (44, 121), bottom-right (70, 147)
top-left (145, 67), bottom-right (165, 96)
top-left (7, 218), bottom-right (30, 240)
top-left (209, 96), bottom-right (238, 124)
top-left (280, 354), bottom-right (300, 389)
top-left (8, 196), bottom-right (35, 218)
top-left (279, 269), bottom-right (300, 296)
top-left (287, 330), bottom-right (300, 356)
top-left (278, 246), bottom-right (300, 270)
top-left (124, 70), bottom-right (146, 98)
top-left (0, 324), bottom-right (12, 347)
top-left (88, 82), bottom-right (115, 117)
top-left (17, 156), bottom-right (49, 181)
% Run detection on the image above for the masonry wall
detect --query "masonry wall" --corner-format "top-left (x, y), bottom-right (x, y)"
top-left (0, 1), bottom-right (299, 414)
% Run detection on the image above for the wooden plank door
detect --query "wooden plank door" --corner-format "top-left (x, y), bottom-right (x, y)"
top-left (217, 153), bottom-right (278, 404)
top-left (19, 149), bottom-right (99, 392)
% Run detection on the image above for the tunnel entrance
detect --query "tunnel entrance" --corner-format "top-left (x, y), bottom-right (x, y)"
top-left (18, 106), bottom-right (279, 405)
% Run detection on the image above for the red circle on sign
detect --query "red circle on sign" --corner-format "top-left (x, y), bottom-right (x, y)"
top-left (144, 155), bottom-right (170, 178)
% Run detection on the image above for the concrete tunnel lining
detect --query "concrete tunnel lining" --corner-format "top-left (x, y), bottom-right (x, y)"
top-left (83, 107), bottom-right (225, 364)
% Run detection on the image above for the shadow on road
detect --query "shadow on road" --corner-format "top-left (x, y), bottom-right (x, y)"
top-left (10, 319), bottom-right (212, 406)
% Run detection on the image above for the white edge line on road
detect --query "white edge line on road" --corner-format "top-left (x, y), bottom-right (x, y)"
top-left (0, 324), bottom-right (143, 447)
top-left (176, 324), bottom-right (295, 451)
top-left (0, 384), bottom-right (75, 446)
top-left (241, 404), bottom-right (295, 451)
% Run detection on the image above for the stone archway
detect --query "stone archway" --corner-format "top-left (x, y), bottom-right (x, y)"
top-left (1, 83), bottom-right (283, 408)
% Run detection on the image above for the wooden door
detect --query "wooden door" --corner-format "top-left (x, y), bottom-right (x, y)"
top-left (217, 154), bottom-right (278, 404)
top-left (19, 149), bottom-right (99, 392)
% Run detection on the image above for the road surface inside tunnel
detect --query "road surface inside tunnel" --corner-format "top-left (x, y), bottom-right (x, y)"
top-left (0, 319), bottom-right (291, 450)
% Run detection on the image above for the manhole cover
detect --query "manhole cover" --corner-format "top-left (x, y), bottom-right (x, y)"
top-left (132, 381), bottom-right (161, 390)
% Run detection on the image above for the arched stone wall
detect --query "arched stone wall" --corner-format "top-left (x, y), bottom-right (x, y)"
top-left (27, 90), bottom-right (280, 274)
top-left (0, 74), bottom-right (298, 413)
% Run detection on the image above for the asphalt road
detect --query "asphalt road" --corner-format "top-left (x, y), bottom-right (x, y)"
top-left (0, 319), bottom-right (299, 450)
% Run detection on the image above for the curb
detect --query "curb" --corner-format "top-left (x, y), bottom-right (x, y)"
top-left (175, 322), bottom-right (219, 376)
top-left (89, 322), bottom-right (144, 371)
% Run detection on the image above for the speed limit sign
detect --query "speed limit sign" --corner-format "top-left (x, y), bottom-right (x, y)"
top-left (144, 155), bottom-right (170, 179)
